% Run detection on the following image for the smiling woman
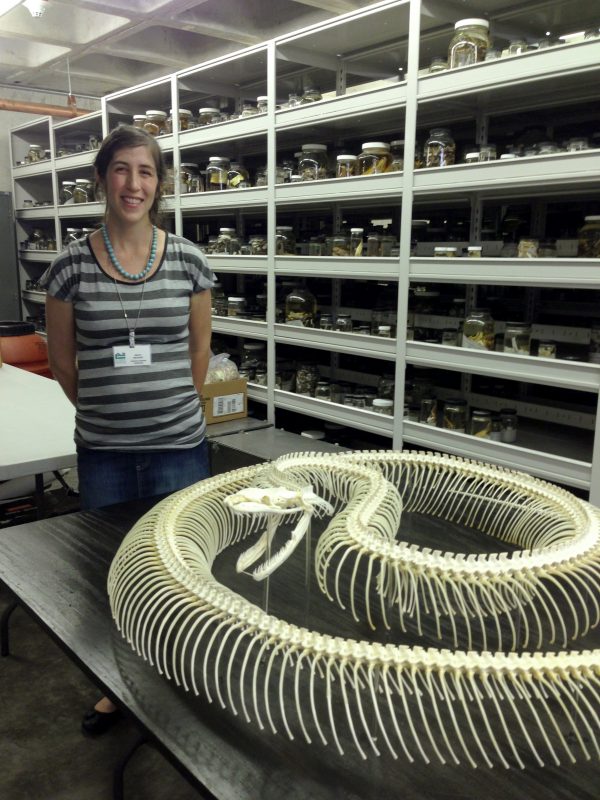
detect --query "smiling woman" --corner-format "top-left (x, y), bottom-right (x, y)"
top-left (39, 124), bottom-right (216, 735)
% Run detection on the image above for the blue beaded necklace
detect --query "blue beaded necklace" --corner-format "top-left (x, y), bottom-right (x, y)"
top-left (102, 223), bottom-right (158, 281)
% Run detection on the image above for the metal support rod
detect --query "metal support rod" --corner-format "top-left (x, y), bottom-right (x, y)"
top-left (0, 599), bottom-right (20, 658)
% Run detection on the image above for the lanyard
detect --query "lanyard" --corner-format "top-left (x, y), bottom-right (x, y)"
top-left (113, 278), bottom-right (147, 348)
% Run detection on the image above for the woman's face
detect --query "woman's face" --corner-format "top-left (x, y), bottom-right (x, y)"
top-left (101, 145), bottom-right (159, 226)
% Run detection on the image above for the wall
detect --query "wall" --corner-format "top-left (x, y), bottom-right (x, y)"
top-left (0, 87), bottom-right (100, 192)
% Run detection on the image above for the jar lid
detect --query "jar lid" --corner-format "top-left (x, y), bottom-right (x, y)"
top-left (465, 152), bottom-right (480, 159)
top-left (378, 325), bottom-right (392, 331)
top-left (219, 227), bottom-right (236, 233)
top-left (361, 141), bottom-right (390, 150)
top-left (145, 109), bottom-right (167, 117)
top-left (28, 143), bottom-right (43, 149)
top-left (472, 409), bottom-right (492, 417)
top-left (199, 107), bottom-right (219, 113)
top-left (243, 342), bottom-right (265, 350)
top-left (373, 399), bottom-right (393, 407)
top-left (337, 154), bottom-right (357, 160)
top-left (467, 245), bottom-right (482, 250)
top-left (169, 108), bottom-right (193, 116)
top-left (61, 180), bottom-right (75, 185)
top-left (301, 143), bottom-right (327, 151)
top-left (500, 153), bottom-right (517, 159)
top-left (350, 227), bottom-right (364, 233)
top-left (256, 95), bottom-right (268, 102)
top-left (75, 178), bottom-right (90, 184)
top-left (276, 225), bottom-right (294, 231)
top-left (390, 139), bottom-right (405, 146)
top-left (455, 18), bottom-right (489, 29)
top-left (208, 156), bottom-right (229, 162)
top-left (584, 215), bottom-right (600, 221)
top-left (228, 296), bottom-right (245, 302)
top-left (180, 162), bottom-right (199, 168)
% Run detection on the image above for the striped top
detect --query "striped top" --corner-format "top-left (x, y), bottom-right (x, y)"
top-left (41, 233), bottom-right (215, 451)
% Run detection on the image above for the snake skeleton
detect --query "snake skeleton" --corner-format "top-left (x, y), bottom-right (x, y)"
top-left (108, 451), bottom-right (600, 768)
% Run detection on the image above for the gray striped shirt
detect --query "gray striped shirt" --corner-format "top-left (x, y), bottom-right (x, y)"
top-left (41, 233), bottom-right (215, 451)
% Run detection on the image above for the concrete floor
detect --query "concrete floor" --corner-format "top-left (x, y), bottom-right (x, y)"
top-left (0, 474), bottom-right (202, 800)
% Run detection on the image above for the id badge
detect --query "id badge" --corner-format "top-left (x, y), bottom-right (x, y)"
top-left (113, 344), bottom-right (152, 367)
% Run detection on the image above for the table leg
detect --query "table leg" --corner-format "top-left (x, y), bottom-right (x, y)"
top-left (112, 733), bottom-right (148, 800)
top-left (1, 598), bottom-right (20, 657)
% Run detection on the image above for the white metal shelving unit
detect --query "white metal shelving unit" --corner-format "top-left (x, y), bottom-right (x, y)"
top-left (9, 0), bottom-right (600, 501)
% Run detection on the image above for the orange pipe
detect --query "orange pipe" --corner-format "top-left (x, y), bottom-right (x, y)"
top-left (0, 97), bottom-right (90, 118)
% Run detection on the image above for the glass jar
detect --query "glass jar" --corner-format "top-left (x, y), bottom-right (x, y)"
top-left (180, 163), bottom-right (202, 193)
top-left (211, 283), bottom-right (228, 316)
top-left (167, 108), bottom-right (193, 132)
top-left (377, 375), bottom-right (394, 399)
top-left (358, 142), bottom-right (391, 175)
top-left (479, 144), bottom-right (497, 161)
top-left (27, 144), bottom-right (43, 162)
top-left (301, 87), bottom-right (322, 103)
top-left (462, 308), bottom-right (495, 350)
top-left (434, 247), bottom-right (457, 257)
top-left (132, 114), bottom-right (146, 129)
top-left (577, 216), bottom-right (600, 257)
top-left (425, 128), bottom-right (456, 167)
top-left (589, 325), bottom-right (600, 364)
top-left (503, 322), bottom-right (531, 354)
top-left (215, 228), bottom-right (241, 254)
top-left (227, 296), bottom-right (246, 317)
top-left (538, 141), bottom-right (559, 155)
top-left (538, 341), bottom-right (557, 359)
top-left (254, 368), bottom-right (267, 386)
top-left (299, 144), bottom-right (328, 181)
top-left (443, 398), bottom-right (468, 432)
top-left (249, 234), bottom-right (268, 255)
top-left (490, 414), bottom-right (503, 441)
top-left (206, 156), bottom-right (230, 191)
top-left (256, 95), bottom-right (268, 114)
top-left (467, 246), bottom-right (482, 258)
top-left (508, 39), bottom-right (528, 55)
top-left (500, 409), bottom-right (518, 443)
top-left (287, 93), bottom-right (301, 108)
top-left (331, 234), bottom-right (351, 257)
top-left (276, 226), bottom-right (296, 255)
top-left (448, 18), bottom-right (490, 69)
top-left (442, 328), bottom-right (459, 346)
top-left (73, 178), bottom-right (93, 203)
top-left (144, 110), bottom-right (167, 136)
top-left (429, 57), bottom-right (448, 73)
top-left (470, 409), bottom-right (492, 437)
top-left (319, 313), bottom-right (334, 330)
top-left (388, 140), bottom-right (404, 171)
top-left (59, 180), bottom-right (75, 205)
top-left (380, 235), bottom-right (397, 257)
top-left (567, 137), bottom-right (589, 152)
top-left (335, 314), bottom-right (353, 332)
top-left (336, 154), bottom-right (357, 178)
top-left (419, 397), bottom-right (438, 425)
top-left (296, 363), bottom-right (319, 396)
top-left (198, 107), bottom-right (220, 126)
top-left (62, 227), bottom-right (82, 247)
top-left (375, 325), bottom-right (392, 338)
top-left (350, 228), bottom-right (364, 257)
top-left (285, 284), bottom-right (317, 327)
top-left (314, 380), bottom-right (331, 401)
top-left (464, 151), bottom-right (480, 164)
top-left (366, 233), bottom-right (381, 257)
top-left (517, 238), bottom-right (539, 258)
top-left (227, 162), bottom-right (250, 189)
top-left (373, 399), bottom-right (394, 416)
top-left (254, 166), bottom-right (268, 187)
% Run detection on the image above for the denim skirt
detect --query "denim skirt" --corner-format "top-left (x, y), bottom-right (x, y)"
top-left (76, 439), bottom-right (210, 511)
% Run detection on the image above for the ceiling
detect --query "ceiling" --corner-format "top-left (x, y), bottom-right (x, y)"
top-left (0, 0), bottom-right (381, 99)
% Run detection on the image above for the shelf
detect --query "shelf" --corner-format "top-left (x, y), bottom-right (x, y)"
top-left (247, 384), bottom-right (268, 404)
top-left (12, 162), bottom-right (52, 179)
top-left (276, 255), bottom-right (400, 280)
top-left (406, 341), bottom-right (600, 392)
top-left (180, 187), bottom-right (267, 211)
top-left (418, 40), bottom-right (600, 107)
top-left (275, 83), bottom-right (407, 130)
top-left (401, 421), bottom-right (591, 491)
top-left (179, 116), bottom-right (267, 148)
top-left (413, 151), bottom-right (600, 197)
top-left (21, 290), bottom-right (46, 304)
top-left (54, 152), bottom-right (96, 172)
top-left (275, 172), bottom-right (402, 206)
top-left (19, 250), bottom-right (56, 263)
top-left (209, 255), bottom-right (268, 274)
top-left (16, 207), bottom-right (56, 220)
top-left (274, 389), bottom-right (393, 437)
top-left (410, 256), bottom-right (600, 288)
top-left (274, 323), bottom-right (396, 360)
top-left (211, 317), bottom-right (267, 339)
top-left (57, 202), bottom-right (104, 219)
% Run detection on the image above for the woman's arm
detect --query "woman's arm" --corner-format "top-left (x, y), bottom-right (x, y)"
top-left (189, 290), bottom-right (212, 393)
top-left (46, 294), bottom-right (78, 406)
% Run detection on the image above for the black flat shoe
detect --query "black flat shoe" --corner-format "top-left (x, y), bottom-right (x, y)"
top-left (81, 706), bottom-right (122, 737)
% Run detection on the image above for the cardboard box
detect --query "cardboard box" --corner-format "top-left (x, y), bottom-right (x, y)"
top-left (201, 377), bottom-right (247, 424)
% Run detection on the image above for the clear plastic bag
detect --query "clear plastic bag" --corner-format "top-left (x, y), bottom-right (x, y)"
top-left (205, 353), bottom-right (240, 383)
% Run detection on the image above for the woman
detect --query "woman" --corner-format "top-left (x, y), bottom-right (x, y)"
top-left (41, 125), bottom-right (215, 734)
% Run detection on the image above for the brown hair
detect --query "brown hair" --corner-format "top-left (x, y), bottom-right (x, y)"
top-left (94, 125), bottom-right (166, 226)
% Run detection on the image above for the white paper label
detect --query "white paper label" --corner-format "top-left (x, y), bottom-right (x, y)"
top-left (112, 344), bottom-right (152, 367)
top-left (212, 392), bottom-right (244, 417)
